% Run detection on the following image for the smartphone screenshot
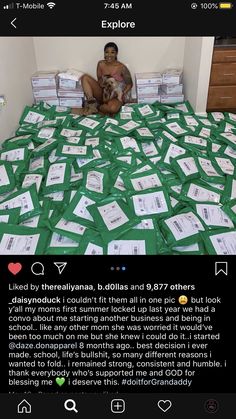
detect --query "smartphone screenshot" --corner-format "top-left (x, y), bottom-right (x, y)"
top-left (0, 1), bottom-right (235, 417)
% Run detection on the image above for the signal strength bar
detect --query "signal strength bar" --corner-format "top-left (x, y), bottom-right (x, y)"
top-left (3, 2), bottom-right (14, 9)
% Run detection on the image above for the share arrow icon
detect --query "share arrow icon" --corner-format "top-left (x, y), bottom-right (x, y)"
top-left (54, 262), bottom-right (67, 274)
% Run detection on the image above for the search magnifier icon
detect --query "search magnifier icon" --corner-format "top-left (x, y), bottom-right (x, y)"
top-left (64, 399), bottom-right (78, 413)
top-left (31, 262), bottom-right (44, 276)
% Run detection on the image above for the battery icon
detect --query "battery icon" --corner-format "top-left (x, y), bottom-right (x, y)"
top-left (219, 2), bottom-right (233, 8)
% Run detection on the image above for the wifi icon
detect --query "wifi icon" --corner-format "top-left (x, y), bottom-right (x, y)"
top-left (47, 2), bottom-right (56, 9)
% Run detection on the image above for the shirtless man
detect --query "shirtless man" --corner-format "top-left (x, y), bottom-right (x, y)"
top-left (80, 42), bottom-right (133, 115)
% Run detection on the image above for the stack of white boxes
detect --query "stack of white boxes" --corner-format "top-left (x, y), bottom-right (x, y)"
top-left (31, 71), bottom-right (59, 106)
top-left (57, 76), bottom-right (84, 108)
top-left (135, 72), bottom-right (162, 104)
top-left (161, 69), bottom-right (184, 104)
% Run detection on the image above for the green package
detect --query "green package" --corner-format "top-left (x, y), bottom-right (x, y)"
top-left (209, 153), bottom-right (235, 176)
top-left (43, 161), bottom-right (72, 194)
top-left (180, 181), bottom-right (222, 204)
top-left (179, 135), bottom-right (208, 152)
top-left (32, 138), bottom-right (58, 156)
top-left (201, 228), bottom-right (236, 254)
top-left (106, 120), bottom-right (141, 136)
top-left (195, 155), bottom-right (225, 184)
top-left (74, 148), bottom-right (108, 170)
top-left (181, 114), bottom-right (202, 127)
top-left (34, 126), bottom-right (58, 143)
top-left (207, 140), bottom-right (222, 154)
top-left (63, 190), bottom-right (98, 228)
top-left (0, 208), bottom-right (20, 224)
top-left (217, 131), bottom-right (236, 149)
top-left (21, 173), bottom-right (43, 194)
top-left (75, 230), bottom-right (105, 255)
top-left (36, 118), bottom-right (62, 129)
top-left (141, 141), bottom-right (160, 158)
top-left (207, 112), bottom-right (225, 124)
top-left (224, 112), bottom-right (236, 125)
top-left (160, 207), bottom-right (205, 247)
top-left (122, 168), bottom-right (163, 192)
top-left (2, 134), bottom-right (34, 150)
top-left (19, 106), bottom-right (49, 125)
top-left (134, 127), bottom-right (155, 141)
top-left (222, 198), bottom-right (236, 223)
top-left (160, 141), bottom-right (187, 168)
top-left (45, 232), bottom-right (80, 254)
top-left (115, 136), bottom-right (142, 153)
top-left (58, 127), bottom-right (85, 138)
top-left (0, 161), bottom-right (16, 194)
top-left (194, 202), bottom-right (234, 229)
top-left (113, 151), bottom-right (137, 170)
top-left (166, 112), bottom-right (182, 121)
top-left (76, 117), bottom-right (104, 133)
top-left (171, 154), bottom-right (200, 183)
top-left (216, 120), bottom-right (236, 134)
top-left (174, 101), bottom-right (194, 115)
top-left (172, 241), bottom-right (205, 255)
top-left (84, 137), bottom-right (101, 148)
top-left (55, 143), bottom-right (93, 158)
top-left (0, 224), bottom-right (50, 254)
top-left (81, 168), bottom-right (111, 198)
top-left (222, 144), bottom-right (236, 160)
top-left (135, 104), bottom-right (155, 118)
top-left (167, 179), bottom-right (183, 199)
top-left (28, 156), bottom-right (48, 174)
top-left (127, 187), bottom-right (172, 220)
top-left (15, 123), bottom-right (39, 136)
top-left (161, 121), bottom-right (191, 137)
top-left (87, 196), bottom-right (139, 243)
top-left (106, 229), bottom-right (158, 255)
top-left (221, 175), bottom-right (236, 203)
top-left (0, 147), bottom-right (29, 164)
top-left (49, 216), bottom-right (87, 243)
top-left (110, 171), bottom-right (127, 196)
top-left (0, 184), bottom-right (42, 222)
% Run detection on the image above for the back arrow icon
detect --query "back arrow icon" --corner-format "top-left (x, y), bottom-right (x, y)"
top-left (11, 18), bottom-right (17, 28)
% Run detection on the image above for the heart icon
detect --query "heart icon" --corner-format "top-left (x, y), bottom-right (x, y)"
top-left (56, 377), bottom-right (65, 387)
top-left (157, 400), bottom-right (172, 413)
top-left (8, 262), bottom-right (22, 275)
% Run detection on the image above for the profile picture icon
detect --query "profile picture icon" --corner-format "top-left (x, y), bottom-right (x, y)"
top-left (204, 399), bottom-right (219, 414)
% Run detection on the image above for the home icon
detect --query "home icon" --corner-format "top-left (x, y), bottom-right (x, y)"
top-left (17, 399), bottom-right (31, 414)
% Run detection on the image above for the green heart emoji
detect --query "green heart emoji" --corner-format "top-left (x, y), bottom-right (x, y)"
top-left (56, 377), bottom-right (65, 387)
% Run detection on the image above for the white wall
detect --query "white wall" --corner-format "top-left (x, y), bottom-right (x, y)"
top-left (183, 37), bottom-right (214, 114)
top-left (0, 37), bottom-right (37, 143)
top-left (33, 37), bottom-right (186, 96)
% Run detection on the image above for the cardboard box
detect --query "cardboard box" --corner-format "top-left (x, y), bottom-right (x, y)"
top-left (138, 96), bottom-right (161, 104)
top-left (161, 94), bottom-right (184, 104)
top-left (59, 98), bottom-right (83, 108)
top-left (31, 71), bottom-right (58, 88)
top-left (162, 69), bottom-right (183, 85)
top-left (161, 84), bottom-right (183, 94)
top-left (33, 88), bottom-right (58, 98)
top-left (135, 72), bottom-right (162, 85)
top-left (58, 89), bottom-right (84, 98)
top-left (137, 84), bottom-right (160, 95)
top-left (59, 79), bottom-right (77, 89)
top-left (137, 93), bottom-right (160, 99)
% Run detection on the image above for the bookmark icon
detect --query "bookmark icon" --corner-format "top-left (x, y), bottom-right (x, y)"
top-left (54, 262), bottom-right (67, 274)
